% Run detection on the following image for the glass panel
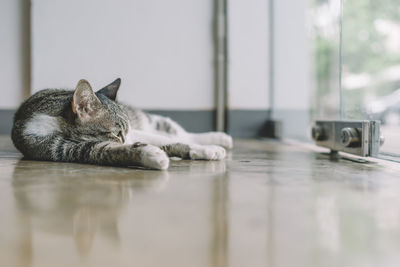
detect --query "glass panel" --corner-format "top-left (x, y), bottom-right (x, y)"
top-left (341, 0), bottom-right (400, 155)
top-left (310, 0), bottom-right (342, 120)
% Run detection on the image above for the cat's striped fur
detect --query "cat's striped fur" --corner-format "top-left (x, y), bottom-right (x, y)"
top-left (11, 79), bottom-right (233, 170)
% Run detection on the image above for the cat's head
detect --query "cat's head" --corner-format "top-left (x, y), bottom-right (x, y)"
top-left (71, 78), bottom-right (129, 143)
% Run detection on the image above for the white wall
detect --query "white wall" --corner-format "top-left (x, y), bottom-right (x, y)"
top-left (0, 0), bottom-right (29, 109)
top-left (273, 0), bottom-right (311, 139)
top-left (32, 0), bottom-right (214, 110)
top-left (228, 0), bottom-right (310, 112)
top-left (2, 0), bottom-right (311, 138)
top-left (227, 0), bottom-right (270, 110)
top-left (273, 0), bottom-right (310, 111)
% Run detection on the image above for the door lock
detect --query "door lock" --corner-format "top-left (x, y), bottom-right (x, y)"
top-left (311, 125), bottom-right (326, 141)
top-left (340, 127), bottom-right (361, 147)
top-left (311, 120), bottom-right (382, 157)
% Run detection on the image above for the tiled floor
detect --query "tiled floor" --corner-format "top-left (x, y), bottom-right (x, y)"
top-left (1, 136), bottom-right (400, 267)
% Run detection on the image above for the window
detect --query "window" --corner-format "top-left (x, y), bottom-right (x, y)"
top-left (311, 0), bottom-right (400, 158)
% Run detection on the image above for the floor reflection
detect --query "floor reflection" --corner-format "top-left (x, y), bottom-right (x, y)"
top-left (2, 139), bottom-right (400, 267)
top-left (12, 160), bottom-right (169, 266)
top-left (211, 172), bottom-right (228, 267)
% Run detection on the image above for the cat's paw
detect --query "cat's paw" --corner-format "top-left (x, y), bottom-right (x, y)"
top-left (196, 132), bottom-right (233, 149)
top-left (189, 145), bottom-right (226, 160)
top-left (214, 132), bottom-right (233, 149)
top-left (140, 145), bottom-right (170, 170)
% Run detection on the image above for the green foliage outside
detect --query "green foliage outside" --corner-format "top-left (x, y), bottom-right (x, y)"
top-left (312, 0), bottom-right (400, 119)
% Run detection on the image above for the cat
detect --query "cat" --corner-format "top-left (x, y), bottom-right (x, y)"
top-left (11, 78), bottom-right (233, 170)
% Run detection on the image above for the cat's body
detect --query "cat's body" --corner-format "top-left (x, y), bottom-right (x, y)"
top-left (11, 79), bottom-right (232, 170)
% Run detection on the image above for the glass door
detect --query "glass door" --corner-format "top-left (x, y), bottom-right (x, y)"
top-left (310, 0), bottom-right (342, 120)
top-left (311, 0), bottom-right (400, 159)
top-left (341, 0), bottom-right (400, 157)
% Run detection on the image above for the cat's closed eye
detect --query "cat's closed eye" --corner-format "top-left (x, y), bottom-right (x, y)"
top-left (116, 131), bottom-right (125, 143)
top-left (107, 131), bottom-right (124, 143)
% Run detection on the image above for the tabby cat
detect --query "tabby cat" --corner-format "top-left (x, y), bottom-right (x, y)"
top-left (11, 78), bottom-right (233, 170)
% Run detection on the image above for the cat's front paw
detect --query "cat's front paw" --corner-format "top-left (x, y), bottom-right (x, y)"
top-left (189, 145), bottom-right (226, 160)
top-left (205, 132), bottom-right (233, 149)
top-left (216, 132), bottom-right (233, 149)
top-left (139, 145), bottom-right (170, 170)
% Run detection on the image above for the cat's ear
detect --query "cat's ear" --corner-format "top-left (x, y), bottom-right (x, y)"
top-left (97, 78), bottom-right (121, 101)
top-left (72, 79), bottom-right (102, 122)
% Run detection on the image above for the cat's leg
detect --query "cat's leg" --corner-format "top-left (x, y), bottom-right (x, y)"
top-left (24, 136), bottom-right (169, 170)
top-left (146, 114), bottom-right (187, 136)
top-left (146, 114), bottom-right (233, 149)
top-left (187, 132), bottom-right (233, 149)
top-left (161, 143), bottom-right (226, 160)
top-left (66, 141), bottom-right (170, 170)
top-left (126, 129), bottom-right (226, 160)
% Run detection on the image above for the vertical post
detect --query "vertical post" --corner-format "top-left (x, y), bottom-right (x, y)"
top-left (268, 0), bottom-right (275, 119)
top-left (215, 0), bottom-right (228, 132)
top-left (22, 0), bottom-right (31, 99)
top-left (338, 0), bottom-right (344, 119)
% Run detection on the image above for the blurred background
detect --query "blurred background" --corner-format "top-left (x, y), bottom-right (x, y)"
top-left (1, 0), bottom-right (400, 156)
top-left (311, 0), bottom-right (400, 155)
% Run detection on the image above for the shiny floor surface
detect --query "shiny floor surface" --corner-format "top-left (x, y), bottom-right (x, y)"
top-left (1, 137), bottom-right (400, 267)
